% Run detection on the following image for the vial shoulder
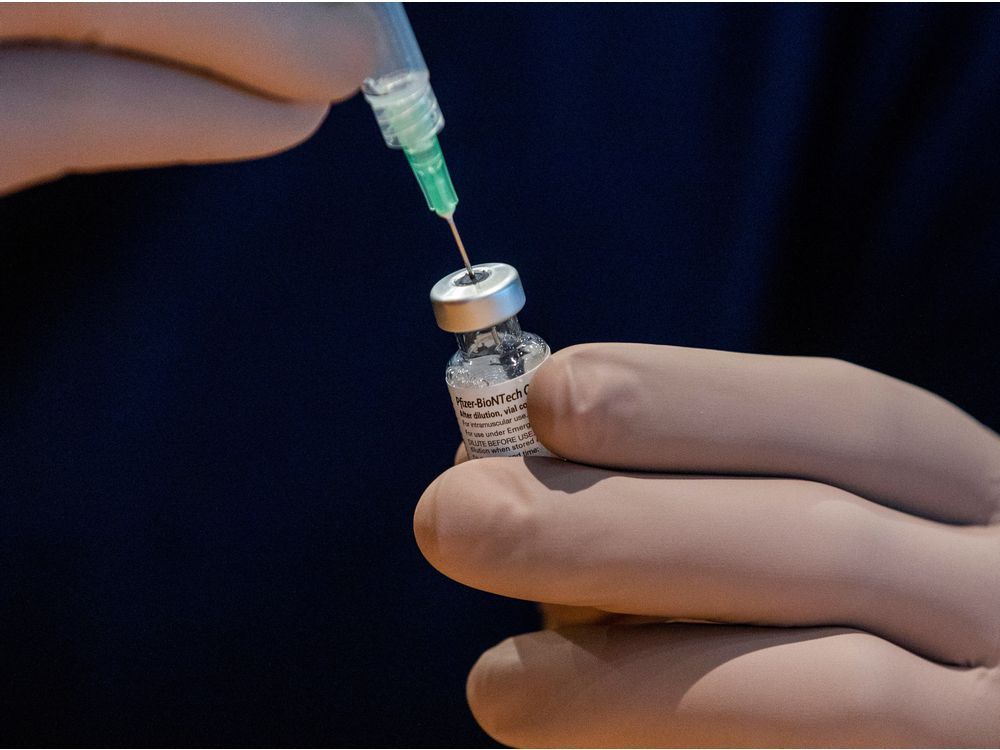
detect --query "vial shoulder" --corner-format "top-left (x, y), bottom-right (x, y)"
top-left (446, 331), bottom-right (549, 388)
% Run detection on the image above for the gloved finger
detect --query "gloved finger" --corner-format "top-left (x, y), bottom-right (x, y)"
top-left (454, 444), bottom-right (618, 629)
top-left (0, 47), bottom-right (328, 195)
top-left (0, 2), bottom-right (374, 102)
top-left (467, 623), bottom-right (1000, 748)
top-left (455, 445), bottom-right (618, 629)
top-left (528, 343), bottom-right (1000, 525)
top-left (415, 458), bottom-right (1000, 666)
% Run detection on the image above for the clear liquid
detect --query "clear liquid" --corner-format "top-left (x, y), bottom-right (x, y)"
top-left (445, 331), bottom-right (549, 388)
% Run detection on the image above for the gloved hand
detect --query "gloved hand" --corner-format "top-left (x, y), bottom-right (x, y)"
top-left (0, 3), bottom-right (374, 194)
top-left (415, 343), bottom-right (1000, 747)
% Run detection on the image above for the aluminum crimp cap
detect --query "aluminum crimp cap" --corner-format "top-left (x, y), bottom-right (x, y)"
top-left (430, 262), bottom-right (526, 333)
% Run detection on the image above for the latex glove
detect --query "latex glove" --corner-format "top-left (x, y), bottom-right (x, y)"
top-left (415, 343), bottom-right (1000, 747)
top-left (0, 3), bottom-right (374, 194)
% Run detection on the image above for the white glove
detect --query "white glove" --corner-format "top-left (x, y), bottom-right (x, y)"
top-left (417, 343), bottom-right (1000, 746)
top-left (0, 3), bottom-right (374, 194)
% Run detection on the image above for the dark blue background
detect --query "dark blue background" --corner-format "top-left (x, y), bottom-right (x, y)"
top-left (2, 4), bottom-right (999, 746)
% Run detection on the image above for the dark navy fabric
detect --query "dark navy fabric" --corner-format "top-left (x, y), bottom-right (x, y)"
top-left (2, 5), bottom-right (999, 746)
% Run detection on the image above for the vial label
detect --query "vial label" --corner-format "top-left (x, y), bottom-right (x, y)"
top-left (448, 364), bottom-right (553, 460)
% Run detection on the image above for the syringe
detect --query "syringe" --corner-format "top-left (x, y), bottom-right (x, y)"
top-left (361, 3), bottom-right (474, 278)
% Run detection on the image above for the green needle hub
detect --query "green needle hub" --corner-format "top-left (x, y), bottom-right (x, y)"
top-left (404, 136), bottom-right (459, 218)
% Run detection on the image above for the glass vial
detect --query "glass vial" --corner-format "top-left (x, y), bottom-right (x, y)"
top-left (430, 263), bottom-right (553, 459)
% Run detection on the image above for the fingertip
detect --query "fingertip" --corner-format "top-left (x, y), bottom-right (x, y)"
top-left (526, 346), bottom-right (575, 456)
top-left (528, 343), bottom-right (611, 461)
top-left (260, 2), bottom-right (376, 102)
top-left (466, 636), bottom-right (532, 748)
top-left (227, 101), bottom-right (330, 161)
top-left (413, 462), bottom-right (484, 578)
top-left (317, 3), bottom-right (378, 103)
top-left (412, 459), bottom-right (536, 590)
top-left (413, 468), bottom-right (448, 572)
top-left (468, 630), bottom-right (588, 747)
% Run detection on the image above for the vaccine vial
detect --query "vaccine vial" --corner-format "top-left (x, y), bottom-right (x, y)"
top-left (430, 263), bottom-right (553, 459)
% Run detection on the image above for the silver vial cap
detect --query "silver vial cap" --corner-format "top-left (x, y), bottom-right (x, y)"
top-left (430, 262), bottom-right (526, 333)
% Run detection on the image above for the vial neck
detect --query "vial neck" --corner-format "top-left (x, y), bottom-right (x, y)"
top-left (455, 316), bottom-right (523, 357)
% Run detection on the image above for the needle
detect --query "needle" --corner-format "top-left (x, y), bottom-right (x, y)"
top-left (445, 214), bottom-right (475, 281)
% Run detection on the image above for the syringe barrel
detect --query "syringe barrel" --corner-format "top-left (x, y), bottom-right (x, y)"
top-left (361, 3), bottom-right (444, 150)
